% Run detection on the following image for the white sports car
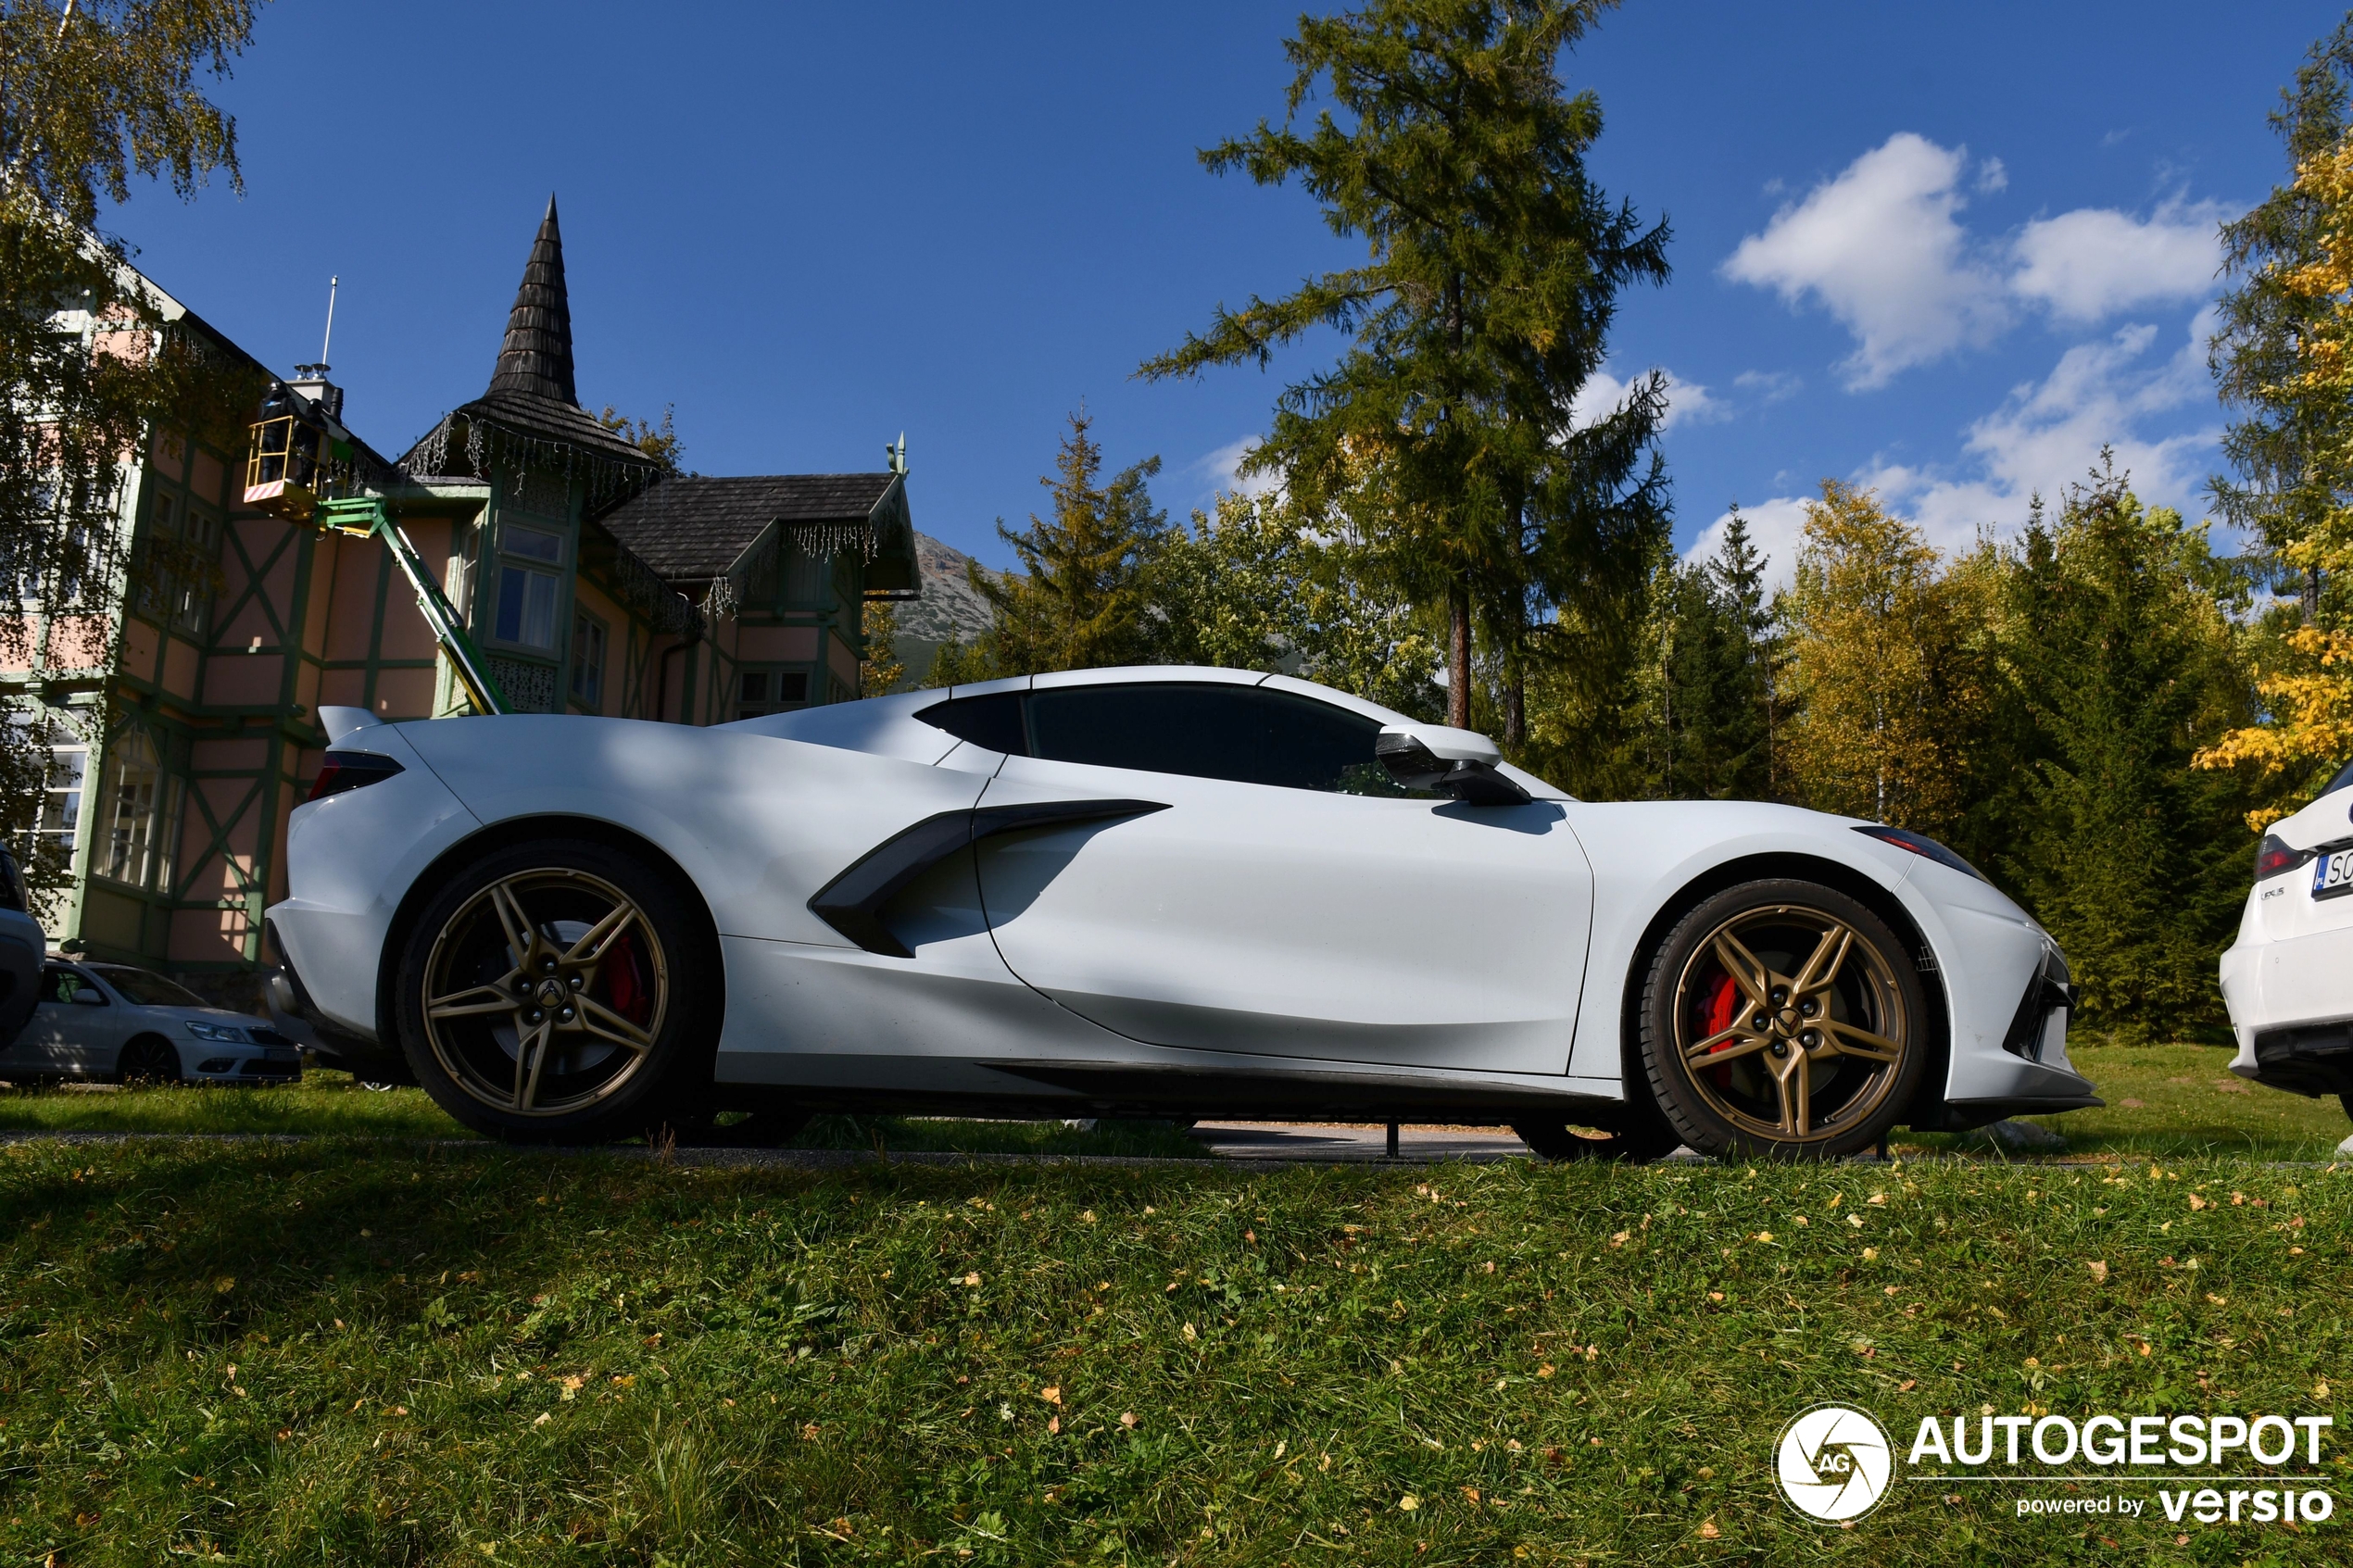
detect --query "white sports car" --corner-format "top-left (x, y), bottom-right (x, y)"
top-left (2221, 760), bottom-right (2353, 1109)
top-left (264, 666), bottom-right (2095, 1159)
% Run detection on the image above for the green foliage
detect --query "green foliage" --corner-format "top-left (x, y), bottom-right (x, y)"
top-left (596, 404), bottom-right (686, 477)
top-left (3, 1140), bottom-right (2348, 1563)
top-left (2210, 11), bottom-right (2353, 623)
top-left (960, 411), bottom-right (1169, 678)
top-left (1152, 492), bottom-right (1446, 720)
top-left (1141, 0), bottom-right (1669, 725)
top-left (2004, 465), bottom-right (2262, 1035)
top-left (1, 0), bottom-right (264, 891)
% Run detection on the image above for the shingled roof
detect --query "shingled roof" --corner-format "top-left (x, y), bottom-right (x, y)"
top-left (598, 474), bottom-right (904, 581)
top-left (397, 196), bottom-right (656, 485)
top-left (487, 196), bottom-right (577, 403)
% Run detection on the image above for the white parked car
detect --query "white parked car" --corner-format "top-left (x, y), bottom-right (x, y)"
top-left (266, 668), bottom-right (2095, 1158)
top-left (2221, 759), bottom-right (2353, 1112)
top-left (0, 846), bottom-right (41, 1052)
top-left (0, 959), bottom-right (302, 1085)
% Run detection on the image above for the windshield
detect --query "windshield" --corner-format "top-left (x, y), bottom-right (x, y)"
top-left (2325, 758), bottom-right (2353, 800)
top-left (88, 965), bottom-right (208, 1008)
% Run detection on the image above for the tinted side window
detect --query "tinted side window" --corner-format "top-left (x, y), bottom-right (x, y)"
top-left (914, 693), bottom-right (1029, 755)
top-left (41, 965), bottom-right (100, 1005)
top-left (1025, 684), bottom-right (1393, 793)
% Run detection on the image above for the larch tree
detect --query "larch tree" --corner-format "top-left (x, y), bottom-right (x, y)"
top-left (1138, 0), bottom-right (1669, 732)
top-left (2197, 57), bottom-right (2353, 817)
top-left (961, 411), bottom-right (1167, 677)
top-left (1, 0), bottom-right (265, 892)
top-left (2210, 12), bottom-right (2353, 624)
top-left (1779, 481), bottom-right (1963, 833)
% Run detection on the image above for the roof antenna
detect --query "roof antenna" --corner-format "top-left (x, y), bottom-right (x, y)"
top-left (320, 275), bottom-right (338, 369)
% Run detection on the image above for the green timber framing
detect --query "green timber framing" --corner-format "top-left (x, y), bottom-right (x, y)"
top-left (11, 214), bottom-right (920, 1005)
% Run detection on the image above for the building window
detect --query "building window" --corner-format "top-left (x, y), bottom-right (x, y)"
top-left (13, 714), bottom-right (87, 869)
top-left (494, 565), bottom-right (560, 649)
top-left (491, 523), bottom-right (565, 651)
top-left (735, 668), bottom-right (809, 721)
top-left (570, 610), bottom-right (607, 711)
top-left (97, 725), bottom-right (181, 891)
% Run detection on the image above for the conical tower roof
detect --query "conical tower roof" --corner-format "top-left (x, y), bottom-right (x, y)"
top-left (395, 194), bottom-right (659, 490)
top-left (485, 194), bottom-right (577, 403)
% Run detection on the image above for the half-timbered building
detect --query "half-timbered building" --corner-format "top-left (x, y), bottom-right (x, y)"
top-left (4, 200), bottom-right (917, 1000)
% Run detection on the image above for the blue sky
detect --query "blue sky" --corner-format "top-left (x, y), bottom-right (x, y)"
top-left (109, 1), bottom-right (2348, 581)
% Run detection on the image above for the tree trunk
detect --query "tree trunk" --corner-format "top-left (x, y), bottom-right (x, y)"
top-left (1448, 582), bottom-right (1472, 730)
top-left (1504, 670), bottom-right (1524, 752)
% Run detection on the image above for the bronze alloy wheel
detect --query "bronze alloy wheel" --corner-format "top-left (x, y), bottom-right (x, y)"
top-left (419, 866), bottom-right (669, 1118)
top-left (1641, 880), bottom-right (1928, 1160)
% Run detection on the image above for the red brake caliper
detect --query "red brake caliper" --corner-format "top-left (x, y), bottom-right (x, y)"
top-left (607, 932), bottom-right (645, 1023)
top-left (1701, 972), bottom-right (1742, 1089)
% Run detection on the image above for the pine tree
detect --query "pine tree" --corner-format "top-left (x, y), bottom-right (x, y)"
top-left (2009, 463), bottom-right (2259, 1034)
top-left (964, 411), bottom-right (1167, 676)
top-left (1139, 0), bottom-right (1669, 731)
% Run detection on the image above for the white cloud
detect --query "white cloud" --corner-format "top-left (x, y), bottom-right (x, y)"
top-left (1571, 368), bottom-right (1724, 432)
top-left (1682, 495), bottom-right (1812, 596)
top-left (1192, 435), bottom-right (1282, 500)
top-left (1684, 308), bottom-right (2221, 582)
top-left (2007, 198), bottom-right (2227, 321)
top-left (1727, 132), bottom-right (2237, 387)
top-left (1864, 308), bottom-right (2220, 554)
top-left (1722, 132), bottom-right (2012, 389)
top-left (1733, 369), bottom-right (1803, 404)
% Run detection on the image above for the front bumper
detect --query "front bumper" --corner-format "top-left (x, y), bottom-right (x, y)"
top-left (182, 1042), bottom-right (304, 1083)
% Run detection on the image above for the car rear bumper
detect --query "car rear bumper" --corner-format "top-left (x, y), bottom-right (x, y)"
top-left (2221, 918), bottom-right (2353, 1088)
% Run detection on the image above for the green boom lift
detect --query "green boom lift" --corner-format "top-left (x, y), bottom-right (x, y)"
top-left (244, 387), bottom-right (511, 716)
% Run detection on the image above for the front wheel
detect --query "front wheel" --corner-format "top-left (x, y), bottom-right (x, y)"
top-left (118, 1035), bottom-right (182, 1086)
top-left (391, 838), bottom-right (719, 1144)
top-left (1638, 879), bottom-right (1928, 1161)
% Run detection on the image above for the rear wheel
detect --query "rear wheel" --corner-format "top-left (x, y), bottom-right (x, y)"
top-left (392, 838), bottom-right (718, 1144)
top-left (118, 1035), bottom-right (182, 1086)
top-left (1639, 879), bottom-right (1927, 1161)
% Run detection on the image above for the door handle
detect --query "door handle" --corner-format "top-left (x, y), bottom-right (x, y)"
top-left (809, 798), bottom-right (1169, 957)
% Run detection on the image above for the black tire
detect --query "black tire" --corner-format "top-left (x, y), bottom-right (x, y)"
top-left (1638, 878), bottom-right (1929, 1161)
top-left (1512, 1111), bottom-right (1682, 1163)
top-left (118, 1035), bottom-right (183, 1086)
top-left (391, 837), bottom-right (719, 1144)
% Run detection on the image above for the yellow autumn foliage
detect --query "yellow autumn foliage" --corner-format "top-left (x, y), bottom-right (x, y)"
top-left (2195, 625), bottom-right (2353, 829)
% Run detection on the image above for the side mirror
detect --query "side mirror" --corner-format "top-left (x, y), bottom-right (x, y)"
top-left (72, 986), bottom-right (107, 1006)
top-left (1375, 724), bottom-right (1530, 807)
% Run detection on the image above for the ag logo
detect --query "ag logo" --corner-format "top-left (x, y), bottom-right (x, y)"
top-left (1775, 1403), bottom-right (1894, 1522)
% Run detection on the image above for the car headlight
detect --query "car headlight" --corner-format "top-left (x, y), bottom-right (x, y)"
top-left (184, 1020), bottom-right (249, 1044)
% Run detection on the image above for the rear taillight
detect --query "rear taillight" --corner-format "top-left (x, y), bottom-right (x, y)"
top-left (2255, 833), bottom-right (2307, 881)
top-left (307, 750), bottom-right (405, 803)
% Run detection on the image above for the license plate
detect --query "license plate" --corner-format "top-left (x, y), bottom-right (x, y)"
top-left (2315, 848), bottom-right (2353, 900)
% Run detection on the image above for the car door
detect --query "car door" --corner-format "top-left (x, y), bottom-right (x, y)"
top-left (963, 676), bottom-right (1594, 1076)
top-left (15, 963), bottom-right (114, 1075)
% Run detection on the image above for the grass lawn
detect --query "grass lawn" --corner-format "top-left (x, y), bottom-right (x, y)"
top-left (1906, 1042), bottom-right (2353, 1162)
top-left (0, 1075), bottom-right (1208, 1159)
top-left (3, 1139), bottom-right (2347, 1565)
